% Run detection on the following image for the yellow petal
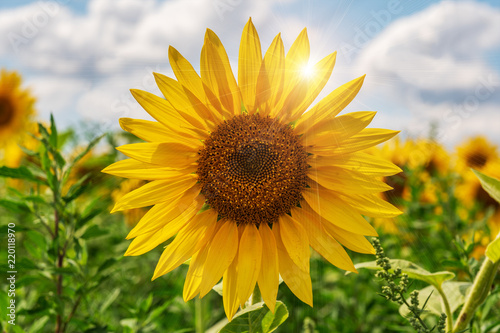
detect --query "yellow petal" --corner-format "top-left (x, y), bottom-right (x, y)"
top-left (116, 142), bottom-right (199, 168)
top-left (279, 214), bottom-right (310, 272)
top-left (199, 219), bottom-right (239, 297)
top-left (118, 118), bottom-right (173, 143)
top-left (292, 207), bottom-right (356, 272)
top-left (302, 184), bottom-right (378, 236)
top-left (239, 18), bottom-right (262, 113)
top-left (340, 193), bottom-right (402, 218)
top-left (152, 209), bottom-right (218, 280)
top-left (130, 89), bottom-right (203, 139)
top-left (283, 28), bottom-right (309, 96)
top-left (257, 223), bottom-right (279, 313)
top-left (308, 166), bottom-right (393, 193)
top-left (126, 188), bottom-right (203, 239)
top-left (102, 158), bottom-right (195, 180)
top-left (124, 195), bottom-right (205, 256)
top-left (169, 46), bottom-right (225, 123)
top-left (309, 152), bottom-right (402, 177)
top-left (278, 51), bottom-right (337, 123)
top-left (295, 75), bottom-right (365, 134)
top-left (183, 243), bottom-right (210, 301)
top-left (236, 223), bottom-right (262, 306)
top-left (273, 223), bottom-right (313, 306)
top-left (299, 203), bottom-right (375, 254)
top-left (256, 33), bottom-right (285, 115)
top-left (202, 29), bottom-right (242, 116)
top-left (302, 111), bottom-right (376, 146)
top-left (223, 256), bottom-right (240, 321)
top-left (154, 72), bottom-right (214, 130)
top-left (111, 175), bottom-right (197, 212)
top-left (326, 223), bottom-right (375, 254)
top-left (309, 128), bottom-right (399, 155)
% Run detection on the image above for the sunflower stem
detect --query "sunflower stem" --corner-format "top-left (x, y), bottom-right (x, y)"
top-left (250, 284), bottom-right (262, 305)
top-left (195, 297), bottom-right (204, 333)
top-left (434, 284), bottom-right (453, 332)
top-left (452, 257), bottom-right (500, 332)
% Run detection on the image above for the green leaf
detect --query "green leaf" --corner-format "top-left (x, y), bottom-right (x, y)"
top-left (63, 175), bottom-right (91, 203)
top-left (38, 122), bottom-right (51, 144)
top-left (72, 134), bottom-right (105, 166)
top-left (206, 301), bottom-right (288, 333)
top-left (49, 114), bottom-right (58, 148)
top-left (76, 208), bottom-right (103, 230)
top-left (0, 199), bottom-right (30, 213)
top-left (40, 145), bottom-right (51, 173)
top-left (485, 233), bottom-right (500, 263)
top-left (81, 225), bottom-right (108, 239)
top-left (472, 169), bottom-right (500, 204)
top-left (29, 315), bottom-right (50, 333)
top-left (100, 288), bottom-right (121, 313)
top-left (399, 282), bottom-right (471, 317)
top-left (0, 166), bottom-right (46, 184)
top-left (354, 259), bottom-right (455, 287)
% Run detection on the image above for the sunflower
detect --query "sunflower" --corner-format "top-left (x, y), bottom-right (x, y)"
top-left (103, 18), bottom-right (401, 319)
top-left (456, 136), bottom-right (498, 173)
top-left (111, 178), bottom-right (147, 226)
top-left (0, 69), bottom-right (36, 149)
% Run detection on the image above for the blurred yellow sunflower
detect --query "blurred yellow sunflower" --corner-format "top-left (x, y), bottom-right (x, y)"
top-left (103, 19), bottom-right (401, 319)
top-left (111, 178), bottom-right (147, 227)
top-left (456, 136), bottom-right (498, 173)
top-left (0, 69), bottom-right (36, 149)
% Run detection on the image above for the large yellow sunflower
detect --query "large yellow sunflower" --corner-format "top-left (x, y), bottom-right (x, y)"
top-left (103, 19), bottom-right (401, 319)
top-left (0, 69), bottom-right (36, 148)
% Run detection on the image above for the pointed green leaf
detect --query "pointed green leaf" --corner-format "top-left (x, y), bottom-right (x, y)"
top-left (472, 169), bottom-right (500, 204)
top-left (0, 166), bottom-right (46, 184)
top-left (399, 282), bottom-right (471, 317)
top-left (80, 224), bottom-right (108, 239)
top-left (0, 199), bottom-right (30, 213)
top-left (49, 114), bottom-right (58, 148)
top-left (486, 233), bottom-right (500, 263)
top-left (207, 301), bottom-right (288, 333)
top-left (72, 134), bottom-right (105, 166)
top-left (354, 259), bottom-right (455, 287)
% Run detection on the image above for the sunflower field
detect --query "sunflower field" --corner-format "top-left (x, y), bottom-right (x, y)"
top-left (1, 19), bottom-right (500, 333)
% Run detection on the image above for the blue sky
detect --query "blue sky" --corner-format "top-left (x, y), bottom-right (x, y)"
top-left (1, 0), bottom-right (499, 147)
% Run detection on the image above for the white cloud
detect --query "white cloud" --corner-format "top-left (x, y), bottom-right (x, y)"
top-left (1, 0), bottom-right (499, 146)
top-left (355, 1), bottom-right (500, 144)
top-left (0, 0), bottom-right (304, 127)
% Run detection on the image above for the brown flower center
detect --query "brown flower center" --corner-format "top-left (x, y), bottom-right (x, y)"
top-left (197, 114), bottom-right (308, 225)
top-left (0, 96), bottom-right (14, 127)
top-left (466, 152), bottom-right (488, 169)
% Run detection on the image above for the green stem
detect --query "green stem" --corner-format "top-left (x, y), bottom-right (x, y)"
top-left (434, 284), bottom-right (453, 332)
top-left (195, 297), bottom-right (204, 333)
top-left (250, 284), bottom-right (262, 305)
top-left (452, 257), bottom-right (500, 332)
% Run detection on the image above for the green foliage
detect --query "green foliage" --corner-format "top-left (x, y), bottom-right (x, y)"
top-left (1, 116), bottom-right (499, 333)
top-left (473, 169), bottom-right (500, 205)
top-left (207, 302), bottom-right (288, 333)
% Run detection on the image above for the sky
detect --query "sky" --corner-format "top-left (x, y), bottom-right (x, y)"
top-left (1, 0), bottom-right (499, 147)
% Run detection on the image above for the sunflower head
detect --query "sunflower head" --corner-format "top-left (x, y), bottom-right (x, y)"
top-left (456, 136), bottom-right (498, 172)
top-left (103, 18), bottom-right (401, 319)
top-left (0, 69), bottom-right (36, 147)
